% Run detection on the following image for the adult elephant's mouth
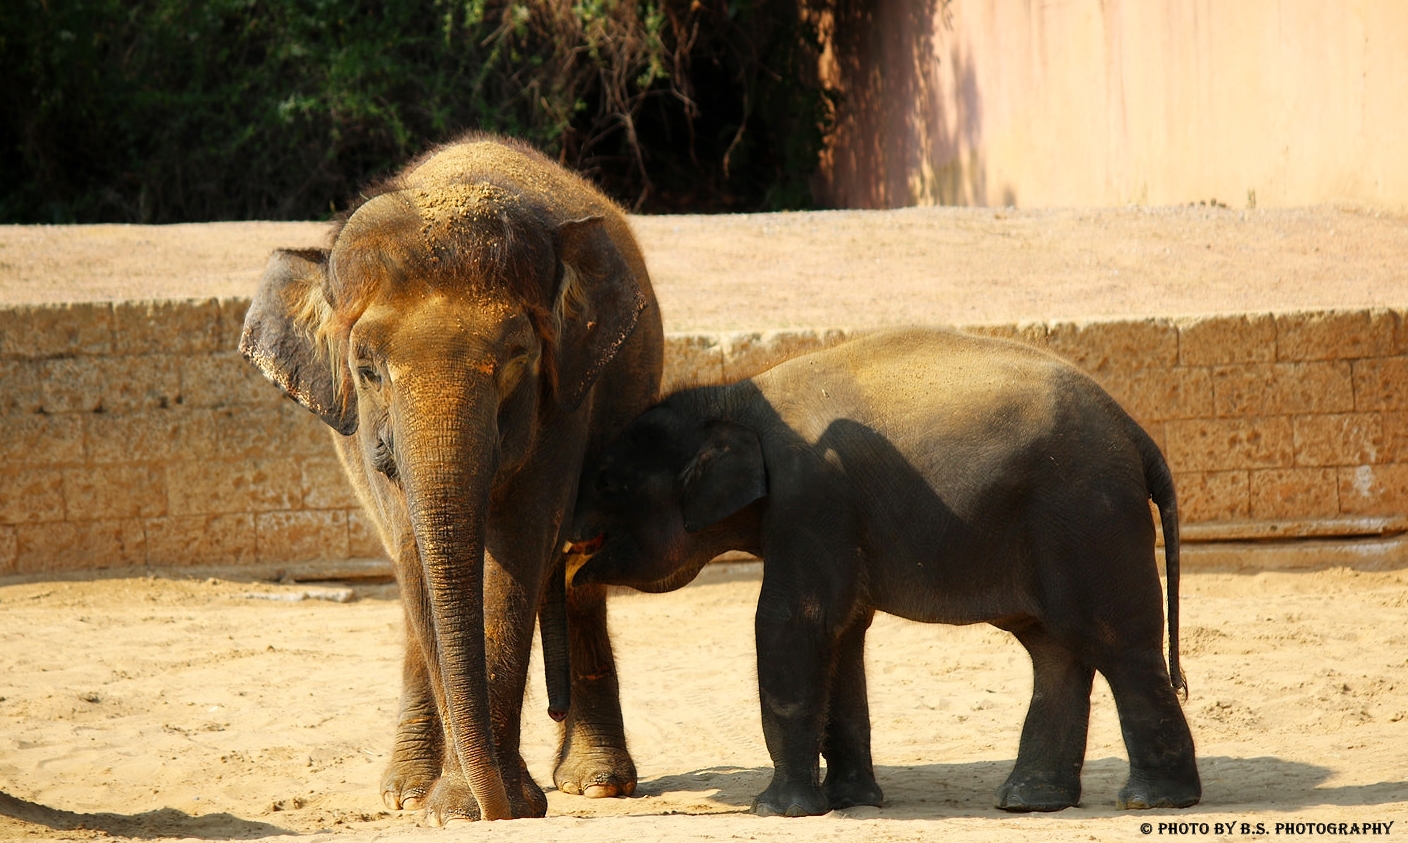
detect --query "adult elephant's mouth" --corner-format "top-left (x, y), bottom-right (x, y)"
top-left (562, 534), bottom-right (606, 588)
top-left (566, 533), bottom-right (605, 556)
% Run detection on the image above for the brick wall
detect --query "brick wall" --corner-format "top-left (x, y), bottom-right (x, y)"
top-left (1, 300), bottom-right (1403, 576)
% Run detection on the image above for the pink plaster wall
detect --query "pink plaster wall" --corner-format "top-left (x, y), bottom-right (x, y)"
top-left (816, 0), bottom-right (1408, 211)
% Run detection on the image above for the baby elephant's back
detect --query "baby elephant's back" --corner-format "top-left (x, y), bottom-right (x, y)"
top-left (757, 327), bottom-right (1131, 460)
top-left (754, 328), bottom-right (1157, 619)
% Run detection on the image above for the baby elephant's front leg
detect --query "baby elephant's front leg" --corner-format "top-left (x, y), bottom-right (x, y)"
top-left (751, 590), bottom-right (836, 817)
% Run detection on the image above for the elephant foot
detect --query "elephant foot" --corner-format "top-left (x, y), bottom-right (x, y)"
top-left (751, 778), bottom-right (831, 817)
top-left (420, 765), bottom-right (548, 824)
top-left (381, 757), bottom-right (439, 811)
top-left (421, 775), bottom-right (480, 827)
top-left (995, 776), bottom-right (1081, 812)
top-left (554, 744), bottom-right (637, 798)
top-left (823, 767), bottom-right (884, 810)
top-left (1117, 774), bottom-right (1201, 810)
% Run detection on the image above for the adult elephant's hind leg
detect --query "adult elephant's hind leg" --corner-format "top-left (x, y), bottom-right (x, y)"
top-left (996, 623), bottom-right (1094, 812)
top-left (553, 580), bottom-right (637, 798)
top-left (1104, 650), bottom-right (1201, 810)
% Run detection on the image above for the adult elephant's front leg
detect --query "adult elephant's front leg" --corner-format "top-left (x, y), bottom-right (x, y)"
top-left (553, 578), bottom-right (637, 798)
top-left (382, 624), bottom-right (443, 810)
top-left (382, 543), bottom-right (445, 812)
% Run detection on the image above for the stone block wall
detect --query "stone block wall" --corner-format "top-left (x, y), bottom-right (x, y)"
top-left (0, 299), bottom-right (382, 575)
top-left (1, 300), bottom-right (1403, 576)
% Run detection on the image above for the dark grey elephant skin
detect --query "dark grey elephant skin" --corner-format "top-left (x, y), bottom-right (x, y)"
top-left (568, 327), bottom-right (1200, 817)
top-left (240, 135), bottom-right (662, 822)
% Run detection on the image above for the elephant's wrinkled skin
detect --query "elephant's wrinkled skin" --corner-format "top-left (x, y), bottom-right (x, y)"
top-left (241, 136), bottom-right (661, 822)
top-left (569, 327), bottom-right (1200, 817)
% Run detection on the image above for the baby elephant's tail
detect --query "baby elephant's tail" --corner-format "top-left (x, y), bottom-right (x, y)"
top-left (1133, 423), bottom-right (1188, 702)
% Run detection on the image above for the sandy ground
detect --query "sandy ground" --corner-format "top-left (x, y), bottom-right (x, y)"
top-left (0, 562), bottom-right (1405, 842)
top-left (1, 204), bottom-right (1406, 840)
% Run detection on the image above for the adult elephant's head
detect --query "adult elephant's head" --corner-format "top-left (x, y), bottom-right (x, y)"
top-left (239, 180), bottom-right (645, 819)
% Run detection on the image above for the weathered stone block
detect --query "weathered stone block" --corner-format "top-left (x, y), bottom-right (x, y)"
top-left (181, 352), bottom-right (286, 408)
top-left (0, 414), bottom-right (85, 466)
top-left (15, 518), bottom-right (146, 573)
top-left (1249, 467), bottom-right (1340, 520)
top-left (302, 457), bottom-right (360, 510)
top-left (1100, 366), bottom-right (1213, 425)
top-left (256, 509), bottom-right (349, 563)
top-left (1045, 318), bottom-right (1178, 373)
top-left (1275, 308), bottom-right (1398, 362)
top-left (1175, 470), bottom-right (1249, 523)
top-left (1165, 417), bottom-right (1294, 472)
top-left (1352, 357), bottom-right (1408, 412)
top-left (1293, 413), bottom-right (1384, 467)
top-left (85, 409), bottom-right (216, 464)
top-left (0, 467), bottom-right (66, 524)
top-left (1176, 313), bottom-right (1276, 366)
top-left (145, 513), bottom-right (258, 566)
top-left (720, 328), bottom-right (850, 382)
top-left (112, 298), bottom-right (229, 356)
top-left (960, 321), bottom-right (1049, 348)
top-left (167, 457), bottom-right (303, 516)
top-left (1212, 361), bottom-right (1354, 417)
top-left (0, 360), bottom-right (43, 414)
top-left (211, 403), bottom-right (331, 462)
top-left (0, 526), bottom-right (16, 576)
top-left (663, 334), bottom-right (725, 391)
top-left (0, 302), bottom-right (113, 360)
top-left (348, 509), bottom-right (386, 558)
top-left (36, 355), bottom-right (182, 415)
top-left (63, 463), bottom-right (167, 520)
top-left (219, 297), bottom-right (256, 351)
top-left (1337, 463), bottom-right (1408, 517)
top-left (1383, 411), bottom-right (1408, 463)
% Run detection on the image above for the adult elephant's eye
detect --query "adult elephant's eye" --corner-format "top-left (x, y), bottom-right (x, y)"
top-left (357, 363), bottom-right (381, 385)
top-left (372, 434), bottom-right (398, 480)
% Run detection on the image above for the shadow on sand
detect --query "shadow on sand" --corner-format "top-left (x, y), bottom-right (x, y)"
top-left (0, 791), bottom-right (291, 839)
top-left (638, 756), bottom-right (1407, 818)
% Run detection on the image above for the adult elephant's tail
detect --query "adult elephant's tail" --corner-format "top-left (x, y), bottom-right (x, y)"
top-left (1131, 421), bottom-right (1188, 701)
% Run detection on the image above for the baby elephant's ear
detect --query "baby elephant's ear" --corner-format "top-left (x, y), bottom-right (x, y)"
top-left (679, 422), bottom-right (766, 532)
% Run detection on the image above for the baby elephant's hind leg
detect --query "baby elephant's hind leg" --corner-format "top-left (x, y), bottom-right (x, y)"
top-left (996, 623), bottom-right (1094, 812)
top-left (1103, 650), bottom-right (1201, 810)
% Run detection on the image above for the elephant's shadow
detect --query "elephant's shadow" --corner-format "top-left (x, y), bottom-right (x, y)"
top-left (638, 756), bottom-right (1407, 817)
top-left (0, 790), bottom-right (291, 840)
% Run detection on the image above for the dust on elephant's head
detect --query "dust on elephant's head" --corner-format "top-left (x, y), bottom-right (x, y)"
top-left (243, 175), bottom-right (647, 456)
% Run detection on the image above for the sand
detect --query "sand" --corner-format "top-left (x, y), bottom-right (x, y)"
top-left (0, 561), bottom-right (1405, 842)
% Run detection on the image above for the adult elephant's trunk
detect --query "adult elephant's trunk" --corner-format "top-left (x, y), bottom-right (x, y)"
top-left (395, 368), bottom-right (513, 820)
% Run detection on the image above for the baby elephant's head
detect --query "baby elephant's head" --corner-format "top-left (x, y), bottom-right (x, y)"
top-left (567, 400), bottom-right (766, 593)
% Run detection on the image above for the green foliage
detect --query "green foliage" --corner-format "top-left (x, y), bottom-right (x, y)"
top-left (0, 0), bottom-right (836, 222)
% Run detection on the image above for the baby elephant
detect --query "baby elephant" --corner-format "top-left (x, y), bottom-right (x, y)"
top-left (568, 327), bottom-right (1199, 817)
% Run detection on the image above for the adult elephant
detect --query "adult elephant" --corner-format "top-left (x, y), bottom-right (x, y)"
top-left (239, 135), bottom-right (662, 822)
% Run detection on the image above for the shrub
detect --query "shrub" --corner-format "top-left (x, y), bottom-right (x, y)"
top-left (0, 0), bottom-right (835, 222)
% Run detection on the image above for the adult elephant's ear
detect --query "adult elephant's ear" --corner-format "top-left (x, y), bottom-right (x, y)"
top-left (239, 248), bottom-right (359, 435)
top-left (553, 216), bottom-right (647, 410)
top-left (679, 421), bottom-right (767, 532)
